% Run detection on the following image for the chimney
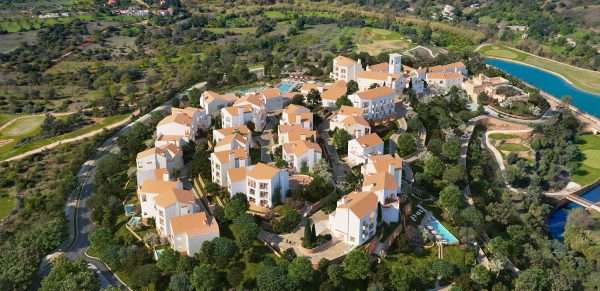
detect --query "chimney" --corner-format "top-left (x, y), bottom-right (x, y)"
top-left (237, 107), bottom-right (244, 116)
top-left (300, 134), bottom-right (306, 141)
top-left (337, 195), bottom-right (349, 206)
top-left (229, 151), bottom-right (235, 165)
top-left (388, 163), bottom-right (395, 175)
top-left (162, 172), bottom-right (170, 181)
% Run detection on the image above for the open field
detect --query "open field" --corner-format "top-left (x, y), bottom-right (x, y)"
top-left (204, 26), bottom-right (256, 34)
top-left (0, 114), bottom-right (130, 161)
top-left (573, 134), bottom-right (600, 185)
top-left (478, 44), bottom-right (600, 95)
top-left (0, 195), bottom-right (15, 219)
top-left (1, 115), bottom-right (46, 137)
top-left (354, 27), bottom-right (412, 55)
top-left (497, 143), bottom-right (529, 152)
top-left (0, 14), bottom-right (145, 33)
top-left (488, 133), bottom-right (519, 140)
top-left (0, 30), bottom-right (38, 53)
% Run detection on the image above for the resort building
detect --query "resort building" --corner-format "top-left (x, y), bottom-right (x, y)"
top-left (137, 177), bottom-right (183, 219)
top-left (136, 144), bottom-right (183, 185)
top-left (425, 72), bottom-right (464, 92)
top-left (428, 62), bottom-right (468, 76)
top-left (169, 212), bottom-right (220, 256)
top-left (462, 74), bottom-right (526, 103)
top-left (245, 87), bottom-right (285, 112)
top-left (155, 108), bottom-right (206, 147)
top-left (402, 65), bottom-right (427, 94)
top-left (321, 81), bottom-right (348, 109)
top-left (210, 148), bottom-right (250, 187)
top-left (200, 91), bottom-right (237, 115)
top-left (213, 125), bottom-right (252, 145)
top-left (226, 163), bottom-right (289, 208)
top-left (213, 133), bottom-right (249, 154)
top-left (358, 54), bottom-right (407, 94)
top-left (348, 133), bottom-right (384, 167)
top-left (281, 104), bottom-right (313, 130)
top-left (362, 172), bottom-right (400, 223)
top-left (277, 124), bottom-right (316, 145)
top-left (328, 191), bottom-right (378, 246)
top-left (331, 55), bottom-right (363, 82)
top-left (331, 106), bottom-right (371, 138)
top-left (155, 188), bottom-right (200, 237)
top-left (221, 95), bottom-right (267, 131)
top-left (361, 154), bottom-right (403, 191)
top-left (282, 140), bottom-right (323, 173)
top-left (171, 107), bottom-right (211, 131)
top-left (348, 86), bottom-right (396, 121)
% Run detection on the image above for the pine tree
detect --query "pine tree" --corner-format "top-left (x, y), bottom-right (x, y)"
top-left (303, 218), bottom-right (313, 244)
top-left (311, 224), bottom-right (317, 243)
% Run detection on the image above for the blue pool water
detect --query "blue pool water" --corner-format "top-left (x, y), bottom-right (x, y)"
top-left (430, 220), bottom-right (459, 244)
top-left (124, 204), bottom-right (134, 216)
top-left (276, 83), bottom-right (294, 93)
top-left (228, 86), bottom-right (266, 94)
top-left (154, 249), bottom-right (165, 260)
top-left (484, 59), bottom-right (600, 117)
top-left (127, 216), bottom-right (141, 226)
top-left (548, 186), bottom-right (600, 240)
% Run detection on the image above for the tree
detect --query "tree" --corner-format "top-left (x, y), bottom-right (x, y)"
top-left (335, 94), bottom-right (353, 110)
top-left (291, 94), bottom-right (305, 105)
top-left (303, 218), bottom-right (314, 246)
top-left (246, 121), bottom-right (256, 132)
top-left (396, 134), bottom-right (417, 157)
top-left (389, 267), bottom-right (413, 291)
top-left (300, 160), bottom-right (309, 173)
top-left (312, 159), bottom-right (333, 182)
top-left (191, 264), bottom-right (219, 291)
top-left (257, 265), bottom-right (287, 291)
top-left (211, 237), bottom-right (238, 268)
top-left (438, 185), bottom-right (464, 211)
top-left (515, 268), bottom-right (549, 291)
top-left (429, 259), bottom-right (455, 280)
top-left (347, 80), bottom-right (359, 95)
top-left (234, 214), bottom-right (260, 249)
top-left (224, 194), bottom-right (248, 221)
top-left (343, 249), bottom-right (370, 280)
top-left (157, 247), bottom-right (179, 274)
top-left (470, 264), bottom-right (491, 287)
top-left (307, 89), bottom-right (322, 107)
top-left (169, 272), bottom-right (190, 291)
top-left (567, 208), bottom-right (595, 230)
top-left (424, 156), bottom-right (445, 178)
top-left (327, 264), bottom-right (344, 287)
top-left (282, 248), bottom-right (297, 262)
top-left (460, 207), bottom-right (484, 227)
top-left (287, 256), bottom-right (315, 289)
top-left (131, 264), bottom-right (159, 288)
top-left (41, 256), bottom-right (99, 291)
top-left (443, 164), bottom-right (467, 185)
top-left (333, 129), bottom-right (352, 155)
top-left (442, 137), bottom-right (461, 161)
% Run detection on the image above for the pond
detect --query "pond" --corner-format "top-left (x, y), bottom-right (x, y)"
top-left (548, 186), bottom-right (600, 240)
top-left (484, 59), bottom-right (600, 117)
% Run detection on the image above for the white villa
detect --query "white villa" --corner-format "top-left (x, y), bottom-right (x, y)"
top-left (137, 177), bottom-right (183, 219)
top-left (425, 72), bottom-right (464, 92)
top-left (348, 133), bottom-right (384, 167)
top-left (330, 106), bottom-right (371, 138)
top-left (328, 191), bottom-right (378, 246)
top-left (200, 91), bottom-right (238, 115)
top-left (428, 62), bottom-right (468, 76)
top-left (348, 86), bottom-right (396, 121)
top-left (245, 87), bottom-right (285, 112)
top-left (213, 133), bottom-right (249, 154)
top-left (358, 54), bottom-right (407, 94)
top-left (282, 140), bottom-right (322, 172)
top-left (281, 104), bottom-right (313, 130)
top-left (136, 144), bottom-right (183, 185)
top-left (277, 124), bottom-right (316, 144)
top-left (331, 55), bottom-right (363, 82)
top-left (210, 148), bottom-right (250, 187)
top-left (155, 107), bottom-right (208, 147)
top-left (226, 163), bottom-right (289, 208)
top-left (171, 107), bottom-right (211, 131)
top-left (213, 125), bottom-right (252, 144)
top-left (169, 212), bottom-right (220, 256)
top-left (462, 74), bottom-right (512, 103)
top-left (155, 188), bottom-right (200, 237)
top-left (221, 95), bottom-right (267, 131)
top-left (360, 154), bottom-right (403, 223)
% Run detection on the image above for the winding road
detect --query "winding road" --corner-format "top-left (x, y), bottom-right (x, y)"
top-left (35, 81), bottom-right (206, 289)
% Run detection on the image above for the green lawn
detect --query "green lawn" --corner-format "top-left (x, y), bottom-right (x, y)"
top-left (0, 115), bottom-right (45, 137)
top-left (0, 114), bottom-right (19, 128)
top-left (497, 143), bottom-right (529, 152)
top-left (488, 133), bottom-right (519, 140)
top-left (572, 134), bottom-right (600, 185)
top-left (442, 245), bottom-right (476, 272)
top-left (0, 195), bottom-right (15, 219)
top-left (0, 114), bottom-right (130, 161)
top-left (478, 44), bottom-right (600, 95)
top-left (204, 27), bottom-right (256, 34)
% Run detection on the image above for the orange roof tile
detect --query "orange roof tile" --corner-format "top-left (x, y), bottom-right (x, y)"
top-left (355, 133), bottom-right (383, 148)
top-left (170, 212), bottom-right (219, 237)
top-left (426, 72), bottom-right (464, 80)
top-left (343, 115), bottom-right (370, 128)
top-left (215, 125), bottom-right (250, 136)
top-left (428, 62), bottom-right (466, 72)
top-left (223, 104), bottom-right (252, 116)
top-left (363, 171), bottom-right (397, 192)
top-left (282, 140), bottom-right (322, 156)
top-left (139, 179), bottom-right (180, 195)
top-left (213, 148), bottom-right (248, 163)
top-left (158, 113), bottom-right (193, 127)
top-left (301, 83), bottom-right (320, 92)
top-left (227, 167), bottom-right (250, 182)
top-left (137, 147), bottom-right (163, 159)
top-left (337, 191), bottom-right (378, 217)
top-left (215, 133), bottom-right (248, 149)
top-left (203, 91), bottom-right (237, 103)
top-left (368, 154), bottom-right (403, 172)
top-left (355, 86), bottom-right (395, 100)
top-left (322, 86), bottom-right (347, 101)
top-left (338, 105), bottom-right (364, 117)
top-left (368, 63), bottom-right (389, 72)
top-left (248, 163), bottom-right (281, 180)
top-left (256, 87), bottom-right (282, 99)
top-left (334, 55), bottom-right (359, 67)
top-left (236, 95), bottom-right (264, 107)
top-left (155, 188), bottom-right (195, 208)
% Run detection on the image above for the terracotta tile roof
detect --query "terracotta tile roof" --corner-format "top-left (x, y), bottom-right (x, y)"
top-left (343, 115), bottom-right (370, 128)
top-left (214, 125), bottom-right (250, 137)
top-left (154, 168), bottom-right (169, 179)
top-left (162, 143), bottom-right (181, 156)
top-left (215, 133), bottom-right (248, 149)
top-left (248, 163), bottom-right (281, 180)
top-left (426, 72), bottom-right (464, 80)
top-left (223, 104), bottom-right (253, 116)
top-left (368, 62), bottom-right (389, 72)
top-left (282, 140), bottom-right (322, 156)
top-left (337, 191), bottom-right (378, 218)
top-left (172, 107), bottom-right (204, 117)
top-left (284, 104), bottom-right (310, 114)
top-left (355, 133), bottom-right (383, 148)
top-left (338, 105), bottom-right (364, 117)
top-left (137, 147), bottom-right (163, 159)
top-left (334, 55), bottom-right (359, 67)
top-left (331, 80), bottom-right (347, 88)
top-left (139, 179), bottom-right (180, 195)
top-left (156, 134), bottom-right (185, 141)
top-left (321, 86), bottom-right (347, 101)
top-left (227, 167), bottom-right (250, 182)
top-left (158, 113), bottom-right (193, 127)
top-left (279, 124), bottom-right (316, 142)
top-left (368, 154), bottom-right (403, 172)
top-left (300, 83), bottom-right (320, 92)
top-left (355, 86), bottom-right (395, 100)
top-left (170, 212), bottom-right (219, 237)
top-left (283, 92), bottom-right (301, 99)
top-left (256, 87), bottom-right (282, 99)
top-left (363, 171), bottom-right (397, 192)
top-left (203, 91), bottom-right (237, 103)
top-left (155, 188), bottom-right (195, 208)
top-left (236, 95), bottom-right (264, 107)
top-left (429, 62), bottom-right (466, 72)
top-left (213, 148), bottom-right (248, 164)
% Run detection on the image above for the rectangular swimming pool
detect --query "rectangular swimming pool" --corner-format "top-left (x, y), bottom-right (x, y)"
top-left (430, 220), bottom-right (459, 244)
top-left (276, 83), bottom-right (294, 93)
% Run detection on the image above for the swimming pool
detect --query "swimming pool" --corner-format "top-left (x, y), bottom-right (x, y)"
top-left (124, 204), bottom-right (134, 216)
top-left (154, 249), bottom-right (165, 260)
top-left (429, 220), bottom-right (459, 244)
top-left (127, 216), bottom-right (141, 226)
top-left (276, 83), bottom-right (294, 93)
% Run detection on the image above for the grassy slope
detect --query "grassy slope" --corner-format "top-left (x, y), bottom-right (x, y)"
top-left (478, 44), bottom-right (600, 95)
top-left (0, 195), bottom-right (15, 219)
top-left (573, 134), bottom-right (600, 185)
top-left (496, 143), bottom-right (529, 152)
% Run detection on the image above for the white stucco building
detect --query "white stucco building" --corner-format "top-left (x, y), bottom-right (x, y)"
top-left (330, 55), bottom-right (363, 82)
top-left (155, 188), bottom-right (200, 237)
top-left (348, 133), bottom-right (384, 166)
top-left (245, 87), bottom-right (284, 112)
top-left (330, 105), bottom-right (371, 138)
top-left (348, 86), bottom-right (396, 122)
top-left (277, 124), bottom-right (316, 145)
top-left (213, 133), bottom-right (249, 153)
top-left (226, 163), bottom-right (289, 208)
top-left (328, 191), bottom-right (378, 246)
top-left (137, 177), bottom-right (183, 219)
top-left (425, 72), bottom-right (464, 92)
top-left (136, 144), bottom-right (183, 185)
top-left (200, 91), bottom-right (238, 115)
top-left (221, 95), bottom-right (267, 131)
top-left (213, 125), bottom-right (251, 145)
top-left (169, 212), bottom-right (220, 256)
top-left (282, 140), bottom-right (322, 173)
top-left (210, 148), bottom-right (250, 187)
top-left (281, 104), bottom-right (313, 130)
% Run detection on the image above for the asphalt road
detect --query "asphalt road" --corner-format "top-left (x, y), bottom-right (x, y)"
top-left (35, 82), bottom-right (206, 289)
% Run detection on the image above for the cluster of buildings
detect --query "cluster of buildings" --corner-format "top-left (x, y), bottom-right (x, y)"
top-left (135, 106), bottom-right (218, 256)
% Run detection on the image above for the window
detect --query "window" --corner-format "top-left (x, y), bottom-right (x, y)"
top-left (259, 182), bottom-right (268, 190)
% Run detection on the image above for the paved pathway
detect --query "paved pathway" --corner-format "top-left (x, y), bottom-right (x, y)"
top-left (318, 118), bottom-right (350, 184)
